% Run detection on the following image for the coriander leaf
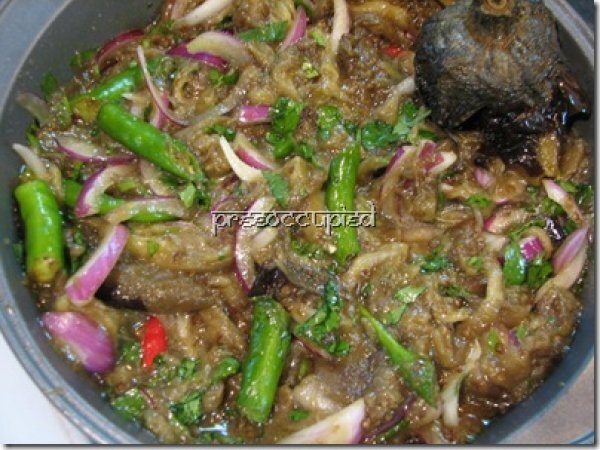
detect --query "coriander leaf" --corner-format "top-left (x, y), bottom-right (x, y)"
top-left (575, 183), bottom-right (593, 205)
top-left (179, 183), bottom-right (198, 208)
top-left (270, 97), bottom-right (304, 135)
top-left (541, 197), bottom-right (564, 216)
top-left (393, 101), bottom-right (431, 141)
top-left (465, 193), bottom-right (492, 209)
top-left (208, 68), bottom-right (239, 87)
top-left (563, 218), bottom-right (577, 235)
top-left (302, 61), bottom-right (320, 79)
top-left (420, 246), bottom-right (452, 273)
top-left (468, 256), bottom-right (483, 271)
top-left (118, 340), bottom-right (141, 364)
top-left (295, 280), bottom-right (349, 357)
top-left (526, 256), bottom-right (553, 289)
top-left (515, 323), bottom-right (529, 342)
top-left (487, 329), bottom-right (500, 352)
top-left (309, 29), bottom-right (327, 47)
top-left (178, 357), bottom-right (199, 380)
top-left (205, 123), bottom-right (236, 142)
top-left (503, 242), bottom-right (527, 286)
top-left (111, 388), bottom-right (145, 421)
top-left (440, 284), bottom-right (471, 300)
top-left (290, 236), bottom-right (328, 259)
top-left (289, 409), bottom-right (310, 422)
top-left (316, 105), bottom-right (341, 140)
top-left (210, 357), bottom-right (241, 384)
top-left (41, 72), bottom-right (59, 101)
top-left (238, 21), bottom-right (288, 42)
top-left (383, 286), bottom-right (425, 324)
top-left (296, 141), bottom-right (319, 166)
top-left (263, 172), bottom-right (290, 208)
top-left (361, 120), bottom-right (397, 151)
top-left (170, 391), bottom-right (204, 425)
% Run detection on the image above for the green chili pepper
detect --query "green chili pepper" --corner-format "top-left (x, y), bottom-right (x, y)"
top-left (237, 298), bottom-right (291, 423)
top-left (70, 58), bottom-right (161, 121)
top-left (63, 179), bottom-right (175, 223)
top-left (97, 103), bottom-right (206, 185)
top-left (325, 143), bottom-right (361, 262)
top-left (14, 180), bottom-right (64, 283)
top-left (360, 305), bottom-right (438, 405)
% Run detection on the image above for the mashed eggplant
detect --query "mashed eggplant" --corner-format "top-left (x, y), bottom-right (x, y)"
top-left (13, 0), bottom-right (592, 444)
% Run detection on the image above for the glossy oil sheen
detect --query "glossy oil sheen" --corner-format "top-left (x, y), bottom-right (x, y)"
top-left (0, 0), bottom-right (594, 444)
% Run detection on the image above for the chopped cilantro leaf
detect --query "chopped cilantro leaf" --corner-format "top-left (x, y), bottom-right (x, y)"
top-left (111, 388), bottom-right (145, 421)
top-left (41, 72), bottom-right (59, 101)
top-left (146, 240), bottom-right (160, 257)
top-left (503, 242), bottom-right (527, 286)
top-left (440, 284), bottom-right (472, 300)
top-left (238, 21), bottom-right (288, 42)
top-left (309, 29), bottom-right (327, 47)
top-left (170, 391), bottom-right (204, 425)
top-left (205, 123), bottom-right (236, 142)
top-left (210, 357), bottom-right (241, 383)
top-left (118, 340), bottom-right (141, 364)
top-left (468, 256), bottom-right (484, 271)
top-left (271, 97), bottom-right (304, 135)
top-left (526, 256), bottom-right (553, 289)
top-left (289, 409), bottom-right (310, 422)
top-left (487, 329), bottom-right (500, 352)
top-left (393, 101), bottom-right (431, 141)
top-left (465, 193), bottom-right (492, 209)
top-left (178, 357), bottom-right (199, 380)
top-left (361, 120), bottom-right (397, 151)
top-left (263, 172), bottom-right (290, 208)
top-left (207, 68), bottom-right (239, 87)
top-left (295, 280), bottom-right (349, 357)
top-left (420, 246), bottom-right (452, 273)
top-left (383, 286), bottom-right (425, 324)
top-left (302, 61), bottom-right (320, 79)
top-left (290, 236), bottom-right (328, 259)
top-left (316, 105), bottom-right (341, 140)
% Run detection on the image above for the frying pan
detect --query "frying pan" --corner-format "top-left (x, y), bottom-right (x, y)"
top-left (0, 0), bottom-right (594, 444)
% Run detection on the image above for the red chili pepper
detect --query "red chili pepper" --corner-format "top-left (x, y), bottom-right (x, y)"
top-left (383, 44), bottom-right (405, 58)
top-left (142, 316), bottom-right (167, 368)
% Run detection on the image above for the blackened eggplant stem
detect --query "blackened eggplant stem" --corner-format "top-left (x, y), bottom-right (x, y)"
top-left (478, 0), bottom-right (515, 16)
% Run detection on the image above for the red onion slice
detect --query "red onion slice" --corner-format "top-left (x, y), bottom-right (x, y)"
top-left (65, 224), bottom-right (129, 305)
top-left (139, 160), bottom-right (173, 196)
top-left (552, 224), bottom-right (589, 273)
top-left (418, 140), bottom-right (456, 175)
top-left (279, 398), bottom-right (366, 444)
top-left (75, 163), bottom-right (136, 218)
top-left (42, 312), bottom-right (115, 373)
top-left (56, 136), bottom-right (133, 164)
top-left (168, 44), bottom-right (229, 71)
top-left (174, 0), bottom-right (233, 28)
top-left (219, 136), bottom-right (264, 182)
top-left (105, 197), bottom-right (186, 224)
top-left (234, 133), bottom-right (277, 171)
top-left (542, 179), bottom-right (584, 223)
top-left (483, 207), bottom-right (528, 234)
top-left (238, 105), bottom-right (271, 124)
top-left (95, 29), bottom-right (144, 70)
top-left (519, 236), bottom-right (544, 262)
top-left (137, 46), bottom-right (189, 127)
top-left (331, 0), bottom-right (350, 53)
top-left (380, 145), bottom-right (417, 217)
top-left (235, 197), bottom-right (276, 292)
top-left (187, 31), bottom-right (251, 66)
top-left (281, 7), bottom-right (308, 49)
top-left (474, 167), bottom-right (494, 189)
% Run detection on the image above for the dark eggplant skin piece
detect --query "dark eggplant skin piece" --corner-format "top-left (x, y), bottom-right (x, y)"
top-left (415, 0), bottom-right (590, 173)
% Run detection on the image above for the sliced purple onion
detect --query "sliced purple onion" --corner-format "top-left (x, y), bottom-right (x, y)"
top-left (137, 46), bottom-right (189, 127)
top-left (105, 197), bottom-right (186, 224)
top-left (483, 207), bottom-right (529, 234)
top-left (474, 167), bottom-right (494, 189)
top-left (17, 92), bottom-right (50, 125)
top-left (168, 44), bottom-right (229, 71)
top-left (552, 224), bottom-right (589, 273)
top-left (380, 145), bottom-right (416, 217)
top-left (95, 29), bottom-right (144, 69)
top-left (56, 136), bottom-right (133, 164)
top-left (331, 0), bottom-right (350, 53)
top-left (149, 91), bottom-right (169, 129)
top-left (234, 197), bottom-right (276, 292)
top-left (139, 160), bottom-right (173, 196)
top-left (238, 105), bottom-right (271, 124)
top-left (418, 140), bottom-right (456, 175)
top-left (210, 195), bottom-right (235, 216)
top-left (186, 31), bottom-right (251, 66)
top-left (542, 179), bottom-right (584, 223)
top-left (42, 312), bottom-right (115, 373)
top-left (174, 0), bottom-right (234, 28)
top-left (65, 224), bottom-right (129, 304)
top-left (519, 236), bottom-right (544, 262)
top-left (234, 133), bottom-right (277, 171)
top-left (219, 136), bottom-right (264, 182)
top-left (75, 163), bottom-right (136, 218)
top-left (279, 399), bottom-right (366, 444)
top-left (363, 395), bottom-right (415, 442)
top-left (281, 7), bottom-right (308, 49)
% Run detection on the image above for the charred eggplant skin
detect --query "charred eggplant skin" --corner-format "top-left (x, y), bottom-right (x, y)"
top-left (415, 0), bottom-right (561, 129)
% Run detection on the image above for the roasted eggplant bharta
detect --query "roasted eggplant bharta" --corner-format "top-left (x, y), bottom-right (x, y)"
top-left (12, 0), bottom-right (592, 444)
